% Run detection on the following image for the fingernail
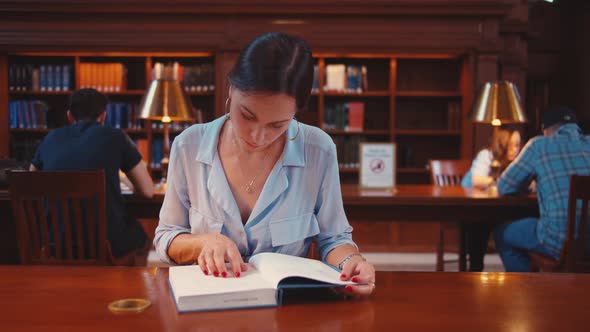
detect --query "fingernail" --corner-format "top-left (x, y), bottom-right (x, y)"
top-left (213, 271), bottom-right (219, 277)
top-left (345, 285), bottom-right (353, 292)
top-left (235, 272), bottom-right (241, 278)
top-left (202, 270), bottom-right (208, 275)
top-left (341, 274), bottom-right (347, 279)
top-left (352, 277), bottom-right (359, 283)
top-left (222, 271), bottom-right (227, 278)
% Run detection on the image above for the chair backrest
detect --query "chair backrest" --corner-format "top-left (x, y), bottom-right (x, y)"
top-left (428, 160), bottom-right (472, 187)
top-left (8, 170), bottom-right (110, 265)
top-left (564, 174), bottom-right (590, 272)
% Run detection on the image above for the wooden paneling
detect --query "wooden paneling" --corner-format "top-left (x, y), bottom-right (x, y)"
top-left (0, 54), bottom-right (7, 157)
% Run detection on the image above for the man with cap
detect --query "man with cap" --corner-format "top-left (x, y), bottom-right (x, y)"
top-left (493, 106), bottom-right (590, 271)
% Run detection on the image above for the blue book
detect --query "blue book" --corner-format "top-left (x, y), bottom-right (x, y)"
top-left (114, 103), bottom-right (122, 129)
top-left (54, 65), bottom-right (62, 92)
top-left (62, 65), bottom-right (71, 91)
top-left (168, 252), bottom-right (357, 313)
top-left (29, 101), bottom-right (38, 129)
top-left (47, 65), bottom-right (54, 92)
top-left (39, 65), bottom-right (47, 91)
top-left (9, 102), bottom-right (16, 128)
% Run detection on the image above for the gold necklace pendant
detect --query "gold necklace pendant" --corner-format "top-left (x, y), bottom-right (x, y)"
top-left (245, 180), bottom-right (255, 193)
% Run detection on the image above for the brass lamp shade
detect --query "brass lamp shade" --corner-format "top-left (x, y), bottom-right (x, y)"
top-left (138, 79), bottom-right (193, 123)
top-left (469, 81), bottom-right (527, 125)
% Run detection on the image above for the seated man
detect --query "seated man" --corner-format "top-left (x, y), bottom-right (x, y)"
top-left (494, 106), bottom-right (590, 272)
top-left (30, 88), bottom-right (154, 261)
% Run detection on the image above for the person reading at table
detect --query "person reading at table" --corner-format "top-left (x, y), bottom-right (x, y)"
top-left (461, 125), bottom-right (522, 271)
top-left (30, 88), bottom-right (154, 261)
top-left (154, 32), bottom-right (375, 296)
top-left (494, 106), bottom-right (590, 272)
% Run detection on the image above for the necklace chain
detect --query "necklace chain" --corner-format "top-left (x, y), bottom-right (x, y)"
top-left (230, 125), bottom-right (271, 194)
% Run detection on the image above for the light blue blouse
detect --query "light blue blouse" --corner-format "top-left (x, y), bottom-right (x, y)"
top-left (461, 149), bottom-right (493, 187)
top-left (154, 115), bottom-right (356, 264)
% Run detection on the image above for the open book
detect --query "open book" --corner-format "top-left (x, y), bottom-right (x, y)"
top-left (168, 252), bottom-right (357, 312)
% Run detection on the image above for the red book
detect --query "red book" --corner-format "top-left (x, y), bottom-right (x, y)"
top-left (347, 102), bottom-right (364, 132)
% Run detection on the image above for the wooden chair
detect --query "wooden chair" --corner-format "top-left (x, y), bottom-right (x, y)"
top-left (428, 159), bottom-right (471, 271)
top-left (529, 175), bottom-right (590, 273)
top-left (7, 170), bottom-right (136, 265)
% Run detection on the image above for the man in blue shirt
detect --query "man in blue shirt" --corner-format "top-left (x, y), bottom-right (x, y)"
top-left (494, 106), bottom-right (590, 271)
top-left (30, 88), bottom-right (154, 261)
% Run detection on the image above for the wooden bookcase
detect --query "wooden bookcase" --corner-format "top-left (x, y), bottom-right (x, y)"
top-left (3, 52), bottom-right (471, 184)
top-left (5, 52), bottom-right (215, 178)
top-left (308, 53), bottom-right (472, 184)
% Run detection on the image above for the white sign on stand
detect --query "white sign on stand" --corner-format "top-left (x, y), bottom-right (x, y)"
top-left (359, 143), bottom-right (396, 191)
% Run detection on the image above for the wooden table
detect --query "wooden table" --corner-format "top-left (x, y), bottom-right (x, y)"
top-left (0, 266), bottom-right (587, 331)
top-left (127, 184), bottom-right (538, 222)
top-left (1, 185), bottom-right (538, 268)
top-left (126, 184), bottom-right (538, 271)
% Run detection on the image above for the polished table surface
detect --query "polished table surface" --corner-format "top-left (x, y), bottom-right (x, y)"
top-left (0, 266), bottom-right (588, 331)
top-left (126, 184), bottom-right (539, 222)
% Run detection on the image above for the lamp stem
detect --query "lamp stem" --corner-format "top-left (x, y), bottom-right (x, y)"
top-left (161, 122), bottom-right (170, 185)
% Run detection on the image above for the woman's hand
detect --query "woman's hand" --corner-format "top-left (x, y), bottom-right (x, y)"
top-left (339, 257), bottom-right (376, 297)
top-left (196, 233), bottom-right (248, 278)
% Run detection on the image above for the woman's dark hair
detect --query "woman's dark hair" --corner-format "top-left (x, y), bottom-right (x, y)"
top-left (69, 88), bottom-right (108, 121)
top-left (489, 124), bottom-right (522, 173)
top-left (228, 32), bottom-right (314, 111)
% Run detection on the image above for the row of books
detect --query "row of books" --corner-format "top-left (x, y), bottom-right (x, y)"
top-left (9, 100), bottom-right (50, 129)
top-left (333, 136), bottom-right (367, 169)
top-left (325, 64), bottom-right (368, 93)
top-left (152, 62), bottom-right (215, 92)
top-left (79, 63), bottom-right (127, 92)
top-left (447, 102), bottom-right (462, 130)
top-left (10, 138), bottom-right (42, 163)
top-left (8, 64), bottom-right (72, 92)
top-left (149, 121), bottom-right (193, 131)
top-left (324, 102), bottom-right (365, 131)
top-left (104, 102), bottom-right (143, 129)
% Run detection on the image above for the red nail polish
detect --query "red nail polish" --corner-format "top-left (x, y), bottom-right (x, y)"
top-left (203, 270), bottom-right (208, 275)
top-left (235, 272), bottom-right (241, 278)
top-left (341, 274), bottom-right (347, 279)
top-left (213, 271), bottom-right (219, 277)
top-left (345, 285), bottom-right (353, 292)
top-left (352, 277), bottom-right (359, 283)
top-left (222, 271), bottom-right (227, 278)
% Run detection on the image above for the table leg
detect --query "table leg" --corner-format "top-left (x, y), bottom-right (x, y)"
top-left (459, 223), bottom-right (467, 272)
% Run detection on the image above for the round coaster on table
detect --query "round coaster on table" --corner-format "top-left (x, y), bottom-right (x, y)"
top-left (108, 298), bottom-right (151, 314)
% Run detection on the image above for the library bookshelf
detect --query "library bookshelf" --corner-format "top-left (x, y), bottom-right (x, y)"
top-left (2, 52), bottom-right (472, 184)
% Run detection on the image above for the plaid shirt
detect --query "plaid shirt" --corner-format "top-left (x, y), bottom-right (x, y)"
top-left (498, 124), bottom-right (590, 258)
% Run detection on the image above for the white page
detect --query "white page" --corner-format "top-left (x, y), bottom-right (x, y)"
top-left (248, 252), bottom-right (355, 288)
top-left (169, 265), bottom-right (273, 299)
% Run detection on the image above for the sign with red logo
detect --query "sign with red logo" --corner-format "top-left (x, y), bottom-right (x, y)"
top-left (359, 143), bottom-right (396, 190)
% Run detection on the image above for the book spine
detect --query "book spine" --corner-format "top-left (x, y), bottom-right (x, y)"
top-left (39, 65), bottom-right (47, 91)
top-left (54, 65), bottom-right (62, 92)
top-left (47, 65), bottom-right (54, 91)
top-left (63, 65), bottom-right (70, 91)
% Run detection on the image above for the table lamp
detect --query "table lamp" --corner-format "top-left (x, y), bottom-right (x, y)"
top-left (139, 63), bottom-right (194, 187)
top-left (468, 81), bottom-right (527, 191)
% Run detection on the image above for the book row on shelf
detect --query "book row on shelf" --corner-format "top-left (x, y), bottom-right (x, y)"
top-left (333, 136), bottom-right (366, 169)
top-left (8, 100), bottom-right (49, 129)
top-left (324, 64), bottom-right (368, 93)
top-left (8, 64), bottom-right (73, 92)
top-left (79, 63), bottom-right (127, 92)
top-left (104, 102), bottom-right (143, 129)
top-left (324, 101), bottom-right (365, 131)
top-left (134, 137), bottom-right (169, 169)
top-left (152, 62), bottom-right (215, 93)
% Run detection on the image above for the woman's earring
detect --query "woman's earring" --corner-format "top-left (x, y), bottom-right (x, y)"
top-left (288, 119), bottom-right (301, 141)
top-left (225, 97), bottom-right (231, 118)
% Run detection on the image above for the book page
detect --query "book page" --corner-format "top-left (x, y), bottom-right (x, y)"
top-left (249, 252), bottom-right (355, 288)
top-left (169, 264), bottom-right (273, 298)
